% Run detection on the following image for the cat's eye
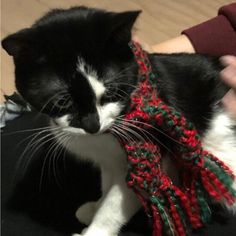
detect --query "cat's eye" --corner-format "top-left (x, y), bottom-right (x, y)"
top-left (54, 97), bottom-right (73, 109)
top-left (100, 92), bottom-right (120, 105)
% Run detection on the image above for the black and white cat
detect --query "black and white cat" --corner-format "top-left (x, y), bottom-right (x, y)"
top-left (2, 6), bottom-right (236, 236)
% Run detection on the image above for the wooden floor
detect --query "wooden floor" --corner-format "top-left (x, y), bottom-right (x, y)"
top-left (1, 0), bottom-right (233, 102)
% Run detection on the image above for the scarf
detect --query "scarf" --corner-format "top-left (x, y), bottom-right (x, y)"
top-left (118, 41), bottom-right (236, 236)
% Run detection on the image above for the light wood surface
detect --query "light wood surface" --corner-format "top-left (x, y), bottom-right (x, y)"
top-left (1, 0), bottom-right (234, 102)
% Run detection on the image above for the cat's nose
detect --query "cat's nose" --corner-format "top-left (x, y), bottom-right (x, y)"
top-left (81, 113), bottom-right (100, 134)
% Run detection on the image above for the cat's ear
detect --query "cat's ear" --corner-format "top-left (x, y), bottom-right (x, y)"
top-left (2, 28), bottom-right (33, 57)
top-left (109, 10), bottom-right (141, 44)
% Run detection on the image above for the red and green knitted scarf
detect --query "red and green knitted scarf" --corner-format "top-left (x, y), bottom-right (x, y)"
top-left (118, 41), bottom-right (236, 236)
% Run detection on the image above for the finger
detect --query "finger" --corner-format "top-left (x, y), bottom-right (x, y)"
top-left (220, 66), bottom-right (236, 89)
top-left (220, 55), bottom-right (236, 67)
top-left (222, 89), bottom-right (236, 119)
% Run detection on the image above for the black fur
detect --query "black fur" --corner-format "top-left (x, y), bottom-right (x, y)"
top-left (2, 6), bottom-right (228, 134)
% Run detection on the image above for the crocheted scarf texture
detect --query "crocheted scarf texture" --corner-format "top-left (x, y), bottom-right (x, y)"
top-left (118, 41), bottom-right (236, 236)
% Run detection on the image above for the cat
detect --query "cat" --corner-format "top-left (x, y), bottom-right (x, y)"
top-left (2, 6), bottom-right (236, 236)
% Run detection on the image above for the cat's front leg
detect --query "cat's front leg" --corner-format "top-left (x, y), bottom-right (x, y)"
top-left (81, 180), bottom-right (140, 236)
top-left (76, 166), bottom-right (113, 226)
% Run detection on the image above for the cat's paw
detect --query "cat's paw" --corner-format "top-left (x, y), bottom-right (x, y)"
top-left (71, 227), bottom-right (88, 236)
top-left (72, 230), bottom-right (117, 236)
top-left (75, 202), bottom-right (97, 225)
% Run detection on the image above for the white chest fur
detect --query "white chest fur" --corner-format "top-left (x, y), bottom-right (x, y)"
top-left (56, 133), bottom-right (127, 170)
top-left (202, 110), bottom-right (236, 212)
top-left (202, 111), bottom-right (236, 174)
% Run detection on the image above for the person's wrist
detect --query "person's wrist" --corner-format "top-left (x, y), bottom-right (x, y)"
top-left (133, 35), bottom-right (195, 54)
top-left (151, 35), bottom-right (195, 54)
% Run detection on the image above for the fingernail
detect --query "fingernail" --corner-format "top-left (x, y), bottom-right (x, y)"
top-left (220, 67), bottom-right (236, 83)
top-left (220, 55), bottom-right (236, 66)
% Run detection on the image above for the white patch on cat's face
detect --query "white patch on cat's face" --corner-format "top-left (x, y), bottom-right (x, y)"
top-left (76, 57), bottom-right (105, 100)
top-left (54, 115), bottom-right (86, 134)
top-left (53, 57), bottom-right (123, 134)
top-left (54, 115), bottom-right (70, 127)
top-left (97, 102), bottom-right (123, 132)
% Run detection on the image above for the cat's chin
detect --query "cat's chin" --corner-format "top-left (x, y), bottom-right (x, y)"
top-left (61, 126), bottom-right (110, 136)
top-left (62, 126), bottom-right (87, 135)
top-left (50, 119), bottom-right (86, 136)
top-left (50, 119), bottom-right (111, 136)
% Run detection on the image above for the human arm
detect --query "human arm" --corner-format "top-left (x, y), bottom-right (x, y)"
top-left (149, 3), bottom-right (236, 56)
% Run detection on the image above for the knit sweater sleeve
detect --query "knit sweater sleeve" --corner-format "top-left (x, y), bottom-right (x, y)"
top-left (182, 3), bottom-right (236, 56)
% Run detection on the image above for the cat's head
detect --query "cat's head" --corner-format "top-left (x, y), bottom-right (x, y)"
top-left (2, 7), bottom-right (141, 134)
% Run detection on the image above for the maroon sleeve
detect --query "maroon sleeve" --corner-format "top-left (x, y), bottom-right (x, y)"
top-left (182, 3), bottom-right (236, 56)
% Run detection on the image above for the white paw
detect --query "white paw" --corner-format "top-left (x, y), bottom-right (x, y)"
top-left (81, 227), bottom-right (88, 234)
top-left (72, 232), bottom-right (117, 236)
top-left (72, 230), bottom-right (117, 236)
top-left (75, 202), bottom-right (97, 225)
top-left (71, 227), bottom-right (88, 236)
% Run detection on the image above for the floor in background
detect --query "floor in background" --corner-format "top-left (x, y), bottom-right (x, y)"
top-left (1, 0), bottom-right (233, 101)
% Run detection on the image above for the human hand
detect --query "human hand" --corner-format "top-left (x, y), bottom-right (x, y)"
top-left (220, 56), bottom-right (236, 120)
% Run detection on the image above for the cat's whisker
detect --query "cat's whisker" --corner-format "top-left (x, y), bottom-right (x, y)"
top-left (118, 127), bottom-right (140, 144)
top-left (15, 128), bottom-right (58, 169)
top-left (120, 123), bottom-right (161, 156)
top-left (52, 134), bottom-right (70, 189)
top-left (47, 138), bottom-right (62, 188)
top-left (110, 125), bottom-right (128, 142)
top-left (105, 65), bottom-right (136, 83)
top-left (14, 131), bottom-right (60, 184)
top-left (39, 132), bottom-right (66, 191)
top-left (105, 65), bottom-right (138, 90)
top-left (61, 136), bottom-right (72, 182)
top-left (109, 128), bottom-right (120, 141)
top-left (50, 134), bottom-right (67, 189)
top-left (114, 122), bottom-right (145, 143)
top-left (117, 119), bottom-right (177, 159)
top-left (116, 117), bottom-right (184, 147)
top-left (111, 124), bottom-right (135, 143)
top-left (15, 126), bottom-right (61, 150)
top-left (116, 114), bottom-right (125, 119)
top-left (115, 118), bottom-right (174, 156)
top-left (115, 120), bottom-right (155, 146)
top-left (106, 81), bottom-right (138, 90)
top-left (21, 130), bottom-right (63, 175)
top-left (115, 121), bottom-right (159, 155)
top-left (130, 120), bottom-right (184, 149)
top-left (3, 125), bottom-right (59, 136)
top-left (115, 65), bottom-right (136, 75)
top-left (114, 87), bottom-right (130, 97)
top-left (106, 90), bottom-right (127, 100)
top-left (39, 138), bottom-right (58, 191)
